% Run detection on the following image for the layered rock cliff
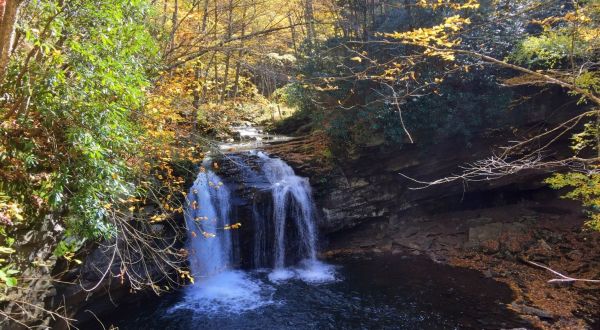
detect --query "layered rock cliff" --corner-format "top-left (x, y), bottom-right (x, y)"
top-left (265, 133), bottom-right (600, 329)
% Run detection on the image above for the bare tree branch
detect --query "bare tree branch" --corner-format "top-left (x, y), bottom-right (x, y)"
top-left (524, 259), bottom-right (600, 284)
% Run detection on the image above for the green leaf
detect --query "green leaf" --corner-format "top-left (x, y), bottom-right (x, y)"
top-left (4, 277), bottom-right (17, 287)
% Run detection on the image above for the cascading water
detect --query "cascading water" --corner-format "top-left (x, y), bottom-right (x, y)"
top-left (257, 151), bottom-right (318, 268)
top-left (173, 160), bottom-right (273, 314)
top-left (108, 132), bottom-right (535, 330)
top-left (172, 153), bottom-right (335, 315)
top-left (252, 152), bottom-right (334, 283)
top-left (185, 162), bottom-right (233, 278)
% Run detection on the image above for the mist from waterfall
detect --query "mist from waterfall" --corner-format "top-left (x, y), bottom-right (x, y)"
top-left (177, 162), bottom-right (273, 314)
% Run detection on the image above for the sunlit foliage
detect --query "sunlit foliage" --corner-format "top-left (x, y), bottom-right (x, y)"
top-left (0, 0), bottom-right (158, 294)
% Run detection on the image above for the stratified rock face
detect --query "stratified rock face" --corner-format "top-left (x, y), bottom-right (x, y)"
top-left (267, 134), bottom-right (556, 236)
top-left (266, 133), bottom-right (600, 329)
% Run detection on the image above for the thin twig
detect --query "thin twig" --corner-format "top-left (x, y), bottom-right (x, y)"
top-left (524, 259), bottom-right (600, 284)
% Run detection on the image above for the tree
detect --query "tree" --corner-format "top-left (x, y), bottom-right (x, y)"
top-left (0, 0), bottom-right (26, 82)
top-left (382, 0), bottom-right (600, 230)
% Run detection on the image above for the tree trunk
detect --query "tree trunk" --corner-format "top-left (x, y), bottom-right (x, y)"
top-left (192, 0), bottom-right (210, 130)
top-left (362, 0), bottom-right (368, 40)
top-left (220, 0), bottom-right (233, 103)
top-left (212, 0), bottom-right (219, 100)
top-left (0, 0), bottom-right (24, 83)
top-left (597, 112), bottom-right (600, 158)
top-left (233, 3), bottom-right (247, 99)
top-left (192, 63), bottom-right (201, 128)
top-left (161, 0), bottom-right (168, 29)
top-left (404, 0), bottom-right (412, 29)
top-left (168, 0), bottom-right (178, 52)
top-left (370, 0), bottom-right (375, 30)
top-left (304, 0), bottom-right (316, 47)
top-left (288, 13), bottom-right (298, 56)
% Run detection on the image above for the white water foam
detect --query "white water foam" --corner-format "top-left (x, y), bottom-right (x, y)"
top-left (268, 259), bottom-right (338, 284)
top-left (169, 270), bottom-right (275, 315)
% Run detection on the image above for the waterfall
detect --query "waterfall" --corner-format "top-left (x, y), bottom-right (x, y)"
top-left (255, 152), bottom-right (318, 268)
top-left (174, 152), bottom-right (335, 315)
top-left (185, 162), bottom-right (233, 278)
top-left (179, 161), bottom-right (273, 314)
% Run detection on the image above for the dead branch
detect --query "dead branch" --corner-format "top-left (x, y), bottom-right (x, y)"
top-left (400, 152), bottom-right (600, 189)
top-left (524, 259), bottom-right (600, 284)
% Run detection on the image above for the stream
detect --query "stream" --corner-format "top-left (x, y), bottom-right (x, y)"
top-left (102, 128), bottom-right (528, 329)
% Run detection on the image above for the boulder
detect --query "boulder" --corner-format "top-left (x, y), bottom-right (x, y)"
top-left (467, 222), bottom-right (534, 253)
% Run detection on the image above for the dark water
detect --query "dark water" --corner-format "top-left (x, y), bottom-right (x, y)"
top-left (102, 254), bottom-right (529, 330)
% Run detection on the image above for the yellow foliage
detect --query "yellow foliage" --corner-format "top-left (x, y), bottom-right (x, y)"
top-left (384, 15), bottom-right (472, 60)
top-left (417, 0), bottom-right (479, 10)
top-left (224, 222), bottom-right (242, 230)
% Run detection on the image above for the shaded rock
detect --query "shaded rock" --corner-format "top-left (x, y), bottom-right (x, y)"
top-left (387, 215), bottom-right (401, 229)
top-left (566, 250), bottom-right (583, 262)
top-left (393, 236), bottom-right (434, 251)
top-left (483, 269), bottom-right (493, 278)
top-left (402, 226), bottom-right (420, 238)
top-left (467, 222), bottom-right (503, 252)
top-left (511, 303), bottom-right (555, 320)
top-left (467, 222), bottom-right (534, 253)
top-left (350, 178), bottom-right (369, 188)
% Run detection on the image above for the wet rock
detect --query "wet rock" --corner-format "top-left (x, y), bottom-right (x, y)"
top-left (402, 226), bottom-right (420, 238)
top-left (537, 239), bottom-right (552, 253)
top-left (385, 158), bottom-right (420, 172)
top-left (483, 269), bottom-right (493, 278)
top-left (359, 241), bottom-right (377, 248)
top-left (467, 222), bottom-right (503, 252)
top-left (382, 241), bottom-right (393, 251)
top-left (393, 236), bottom-right (433, 251)
top-left (387, 215), bottom-right (401, 229)
top-left (364, 134), bottom-right (385, 147)
top-left (526, 239), bottom-right (553, 261)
